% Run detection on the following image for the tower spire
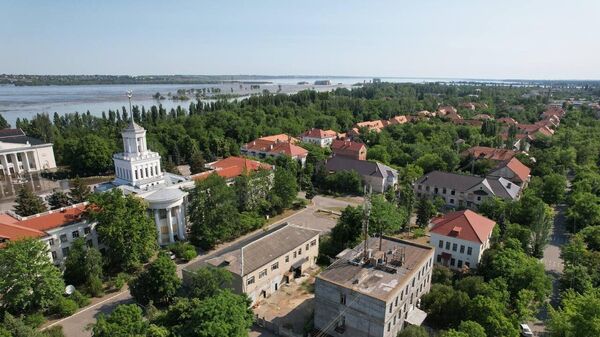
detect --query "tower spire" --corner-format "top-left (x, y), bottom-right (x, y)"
top-left (126, 90), bottom-right (134, 124)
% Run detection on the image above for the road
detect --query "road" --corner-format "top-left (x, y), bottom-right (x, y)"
top-left (44, 194), bottom-right (360, 337)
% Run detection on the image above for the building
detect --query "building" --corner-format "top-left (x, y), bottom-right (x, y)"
top-left (429, 210), bottom-right (496, 270)
top-left (0, 128), bottom-right (56, 175)
top-left (183, 223), bottom-right (320, 305)
top-left (461, 146), bottom-right (516, 162)
top-left (240, 134), bottom-right (308, 166)
top-left (0, 203), bottom-right (99, 265)
top-left (189, 156), bottom-right (273, 184)
top-left (314, 80), bottom-right (332, 85)
top-left (325, 156), bottom-right (397, 193)
top-left (414, 171), bottom-right (521, 209)
top-left (300, 128), bottom-right (339, 147)
top-left (314, 236), bottom-right (434, 337)
top-left (487, 157), bottom-right (531, 187)
top-left (96, 120), bottom-right (193, 246)
top-left (331, 139), bottom-right (367, 160)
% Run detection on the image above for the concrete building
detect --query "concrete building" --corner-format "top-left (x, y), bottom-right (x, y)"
top-left (325, 156), bottom-right (397, 193)
top-left (414, 171), bottom-right (521, 209)
top-left (314, 236), bottom-right (434, 337)
top-left (0, 203), bottom-right (100, 265)
top-left (429, 210), bottom-right (496, 270)
top-left (96, 120), bottom-right (194, 245)
top-left (183, 223), bottom-right (320, 305)
top-left (300, 128), bottom-right (339, 147)
top-left (0, 129), bottom-right (56, 175)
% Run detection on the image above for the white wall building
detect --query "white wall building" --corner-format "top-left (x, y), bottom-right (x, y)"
top-left (0, 129), bottom-right (56, 175)
top-left (429, 210), bottom-right (496, 270)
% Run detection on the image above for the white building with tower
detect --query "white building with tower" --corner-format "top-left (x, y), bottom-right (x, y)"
top-left (97, 118), bottom-right (193, 246)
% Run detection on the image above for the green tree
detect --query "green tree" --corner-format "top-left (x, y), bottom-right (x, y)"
top-left (88, 189), bottom-right (157, 272)
top-left (63, 238), bottom-right (103, 289)
top-left (421, 284), bottom-right (470, 328)
top-left (467, 295), bottom-right (518, 337)
top-left (68, 177), bottom-right (91, 203)
top-left (129, 254), bottom-right (181, 306)
top-left (92, 304), bottom-right (149, 337)
top-left (0, 239), bottom-right (64, 314)
top-left (566, 192), bottom-right (600, 232)
top-left (397, 325), bottom-right (429, 337)
top-left (13, 186), bottom-right (47, 216)
top-left (47, 190), bottom-right (71, 210)
top-left (325, 205), bottom-right (364, 256)
top-left (0, 113), bottom-right (10, 129)
top-left (441, 320), bottom-right (486, 337)
top-left (185, 266), bottom-right (233, 300)
top-left (548, 289), bottom-right (600, 337)
top-left (2, 313), bottom-right (45, 337)
top-left (369, 195), bottom-right (405, 240)
top-left (189, 152), bottom-right (206, 174)
top-left (63, 134), bottom-right (113, 176)
top-left (539, 173), bottom-right (567, 205)
top-left (269, 166), bottom-right (299, 211)
top-left (416, 197), bottom-right (435, 228)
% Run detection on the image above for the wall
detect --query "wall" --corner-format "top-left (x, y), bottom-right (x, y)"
top-left (430, 233), bottom-right (486, 269)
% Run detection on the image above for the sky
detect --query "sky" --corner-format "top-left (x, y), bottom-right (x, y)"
top-left (1, 0), bottom-right (599, 79)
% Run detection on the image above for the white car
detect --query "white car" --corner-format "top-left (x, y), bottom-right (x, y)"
top-left (520, 323), bottom-right (534, 337)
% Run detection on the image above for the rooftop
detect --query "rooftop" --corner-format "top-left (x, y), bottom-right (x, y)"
top-left (301, 128), bottom-right (338, 139)
top-left (430, 210), bottom-right (496, 244)
top-left (462, 146), bottom-right (516, 162)
top-left (491, 157), bottom-right (531, 183)
top-left (317, 236), bottom-right (433, 302)
top-left (190, 156), bottom-right (272, 181)
top-left (325, 156), bottom-right (397, 180)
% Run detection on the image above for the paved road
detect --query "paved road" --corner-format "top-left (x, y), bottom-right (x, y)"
top-left (44, 194), bottom-right (359, 337)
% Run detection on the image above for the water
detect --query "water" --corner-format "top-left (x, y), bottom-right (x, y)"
top-left (0, 76), bottom-right (518, 126)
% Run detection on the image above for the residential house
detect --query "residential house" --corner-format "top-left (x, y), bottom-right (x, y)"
top-left (0, 203), bottom-right (99, 265)
top-left (487, 157), bottom-right (531, 187)
top-left (241, 134), bottom-right (308, 166)
top-left (189, 156), bottom-right (273, 184)
top-left (461, 146), bottom-right (516, 163)
top-left (325, 156), bottom-right (397, 193)
top-left (183, 223), bottom-right (320, 305)
top-left (0, 128), bottom-right (57, 175)
top-left (497, 117), bottom-right (519, 126)
top-left (354, 120), bottom-right (386, 133)
top-left (331, 139), bottom-right (367, 160)
top-left (429, 210), bottom-right (496, 270)
top-left (473, 114), bottom-right (493, 121)
top-left (314, 236), bottom-right (434, 337)
top-left (414, 171), bottom-right (521, 209)
top-left (388, 115), bottom-right (408, 125)
top-left (300, 128), bottom-right (339, 147)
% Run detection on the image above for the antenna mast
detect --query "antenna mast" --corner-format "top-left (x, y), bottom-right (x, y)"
top-left (362, 185), bottom-right (372, 261)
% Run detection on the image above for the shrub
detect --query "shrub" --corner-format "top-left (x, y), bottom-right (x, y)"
top-left (413, 228), bottom-right (426, 238)
top-left (86, 275), bottom-right (104, 297)
top-left (70, 290), bottom-right (91, 307)
top-left (113, 273), bottom-right (130, 290)
top-left (181, 249), bottom-right (197, 261)
top-left (167, 242), bottom-right (197, 261)
top-left (23, 312), bottom-right (45, 328)
top-left (44, 326), bottom-right (66, 337)
top-left (53, 297), bottom-right (78, 317)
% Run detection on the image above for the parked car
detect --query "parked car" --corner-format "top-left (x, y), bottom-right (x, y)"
top-left (520, 323), bottom-right (534, 337)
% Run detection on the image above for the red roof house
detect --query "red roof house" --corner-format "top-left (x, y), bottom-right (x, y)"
top-left (331, 139), bottom-right (367, 160)
top-left (430, 210), bottom-right (496, 244)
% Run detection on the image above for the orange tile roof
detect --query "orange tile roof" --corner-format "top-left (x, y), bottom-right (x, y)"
top-left (259, 134), bottom-right (299, 144)
top-left (388, 115), bottom-right (408, 125)
top-left (497, 117), bottom-right (518, 125)
top-left (270, 142), bottom-right (308, 157)
top-left (191, 156), bottom-right (273, 181)
top-left (430, 210), bottom-right (496, 244)
top-left (301, 128), bottom-right (338, 139)
top-left (496, 157), bottom-right (531, 183)
top-left (463, 146), bottom-right (516, 161)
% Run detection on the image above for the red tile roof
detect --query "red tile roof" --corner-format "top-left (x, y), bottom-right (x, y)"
top-left (191, 156), bottom-right (273, 181)
top-left (301, 128), bottom-right (338, 139)
top-left (430, 210), bottom-right (496, 244)
top-left (331, 139), bottom-right (366, 156)
top-left (270, 142), bottom-right (308, 157)
top-left (497, 117), bottom-right (518, 125)
top-left (259, 134), bottom-right (299, 144)
top-left (495, 157), bottom-right (531, 183)
top-left (463, 146), bottom-right (516, 162)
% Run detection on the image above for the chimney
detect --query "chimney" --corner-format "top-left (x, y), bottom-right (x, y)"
top-left (507, 182), bottom-right (512, 189)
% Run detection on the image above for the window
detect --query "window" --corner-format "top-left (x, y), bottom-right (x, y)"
top-left (259, 269), bottom-right (267, 278)
top-left (87, 239), bottom-right (93, 247)
top-left (450, 258), bottom-right (456, 266)
top-left (434, 187), bottom-right (438, 194)
top-left (306, 243), bottom-right (309, 250)
top-left (48, 238), bottom-right (55, 246)
top-left (285, 255), bottom-right (289, 263)
top-left (450, 198), bottom-right (455, 204)
top-left (425, 186), bottom-right (430, 192)
top-left (452, 243), bottom-right (457, 252)
top-left (438, 240), bottom-right (443, 248)
top-left (460, 245), bottom-right (465, 253)
top-left (51, 251), bottom-right (57, 261)
top-left (60, 234), bottom-right (68, 243)
top-left (84, 227), bottom-right (91, 235)
top-left (271, 262), bottom-right (279, 270)
top-left (394, 315), bottom-right (397, 325)
top-left (340, 293), bottom-right (346, 304)
top-left (247, 276), bottom-right (255, 285)
top-left (62, 247), bottom-right (70, 257)
top-left (310, 239), bottom-right (317, 246)
top-left (395, 296), bottom-right (398, 307)
top-left (389, 304), bottom-right (392, 314)
top-left (72, 230), bottom-right (80, 239)
top-left (457, 260), bottom-right (463, 268)
top-left (467, 247), bottom-right (473, 255)
top-left (451, 189), bottom-right (456, 195)
top-left (477, 196), bottom-right (481, 201)
top-left (418, 184), bottom-right (422, 190)
top-left (445, 242), bottom-right (450, 250)
top-left (293, 251), bottom-right (297, 258)
top-left (442, 187), bottom-right (447, 194)
top-left (411, 278), bottom-right (415, 287)
top-left (298, 248), bottom-right (302, 255)
top-left (436, 254), bottom-right (442, 263)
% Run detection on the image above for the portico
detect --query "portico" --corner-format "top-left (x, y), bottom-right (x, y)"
top-left (0, 129), bottom-right (56, 175)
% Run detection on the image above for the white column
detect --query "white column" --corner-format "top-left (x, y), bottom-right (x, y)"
top-left (22, 152), bottom-right (30, 172)
top-left (154, 209), bottom-right (163, 245)
top-left (0, 154), bottom-right (8, 175)
top-left (177, 206), bottom-right (185, 240)
top-left (166, 207), bottom-right (175, 243)
top-left (12, 153), bottom-right (21, 173)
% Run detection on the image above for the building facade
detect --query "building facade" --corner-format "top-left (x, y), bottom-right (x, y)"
top-left (331, 139), bottom-right (367, 160)
top-left (314, 237), bottom-right (434, 337)
top-left (241, 134), bottom-right (309, 166)
top-left (0, 129), bottom-right (56, 175)
top-left (325, 156), bottom-right (397, 193)
top-left (300, 128), bottom-right (338, 147)
top-left (429, 210), bottom-right (496, 270)
top-left (183, 223), bottom-right (320, 305)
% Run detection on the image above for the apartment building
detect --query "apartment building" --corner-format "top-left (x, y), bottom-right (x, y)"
top-left (314, 236), bottom-right (434, 337)
top-left (183, 223), bottom-right (320, 305)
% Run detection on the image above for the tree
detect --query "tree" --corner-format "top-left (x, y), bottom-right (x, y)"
top-left (397, 325), bottom-right (429, 337)
top-left (188, 174), bottom-right (240, 249)
top-left (0, 238), bottom-right (64, 314)
top-left (416, 197), bottom-right (435, 228)
top-left (13, 186), bottom-right (47, 216)
top-left (2, 313), bottom-right (46, 337)
top-left (63, 238), bottom-right (103, 289)
top-left (548, 289), bottom-right (600, 337)
top-left (539, 173), bottom-right (567, 205)
top-left (325, 205), bottom-right (364, 256)
top-left (185, 266), bottom-right (233, 300)
top-left (421, 284), bottom-right (470, 328)
top-left (129, 254), bottom-right (181, 306)
top-left (477, 197), bottom-right (507, 225)
top-left (47, 190), bottom-right (71, 209)
top-left (92, 304), bottom-right (149, 337)
top-left (566, 192), bottom-right (600, 232)
top-left (467, 295), bottom-right (519, 337)
top-left (189, 152), bottom-right (206, 174)
top-left (88, 189), bottom-right (157, 272)
top-left (441, 320), bottom-right (486, 337)
top-left (269, 166), bottom-right (299, 211)
top-left (63, 134), bottom-right (113, 176)
top-left (369, 195), bottom-right (405, 242)
top-left (398, 182), bottom-right (416, 218)
top-left (69, 177), bottom-right (91, 203)
top-left (0, 113), bottom-right (10, 129)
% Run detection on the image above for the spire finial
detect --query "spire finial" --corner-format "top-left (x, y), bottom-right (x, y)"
top-left (126, 90), bottom-right (133, 122)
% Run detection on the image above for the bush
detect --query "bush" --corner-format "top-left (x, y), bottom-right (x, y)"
top-left (53, 297), bottom-right (79, 317)
top-left (181, 249), bottom-right (197, 261)
top-left (70, 290), bottom-right (91, 307)
top-left (23, 312), bottom-right (45, 328)
top-left (113, 273), bottom-right (130, 290)
top-left (413, 228), bottom-right (426, 238)
top-left (167, 242), bottom-right (197, 261)
top-left (86, 275), bottom-right (104, 297)
top-left (44, 326), bottom-right (66, 337)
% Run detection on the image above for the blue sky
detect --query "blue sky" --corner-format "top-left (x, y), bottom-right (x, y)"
top-left (1, 0), bottom-right (599, 79)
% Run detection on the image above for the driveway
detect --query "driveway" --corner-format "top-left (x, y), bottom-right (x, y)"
top-left (44, 194), bottom-right (360, 337)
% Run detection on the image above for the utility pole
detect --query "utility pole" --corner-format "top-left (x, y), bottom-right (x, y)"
top-left (362, 185), bottom-right (372, 261)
